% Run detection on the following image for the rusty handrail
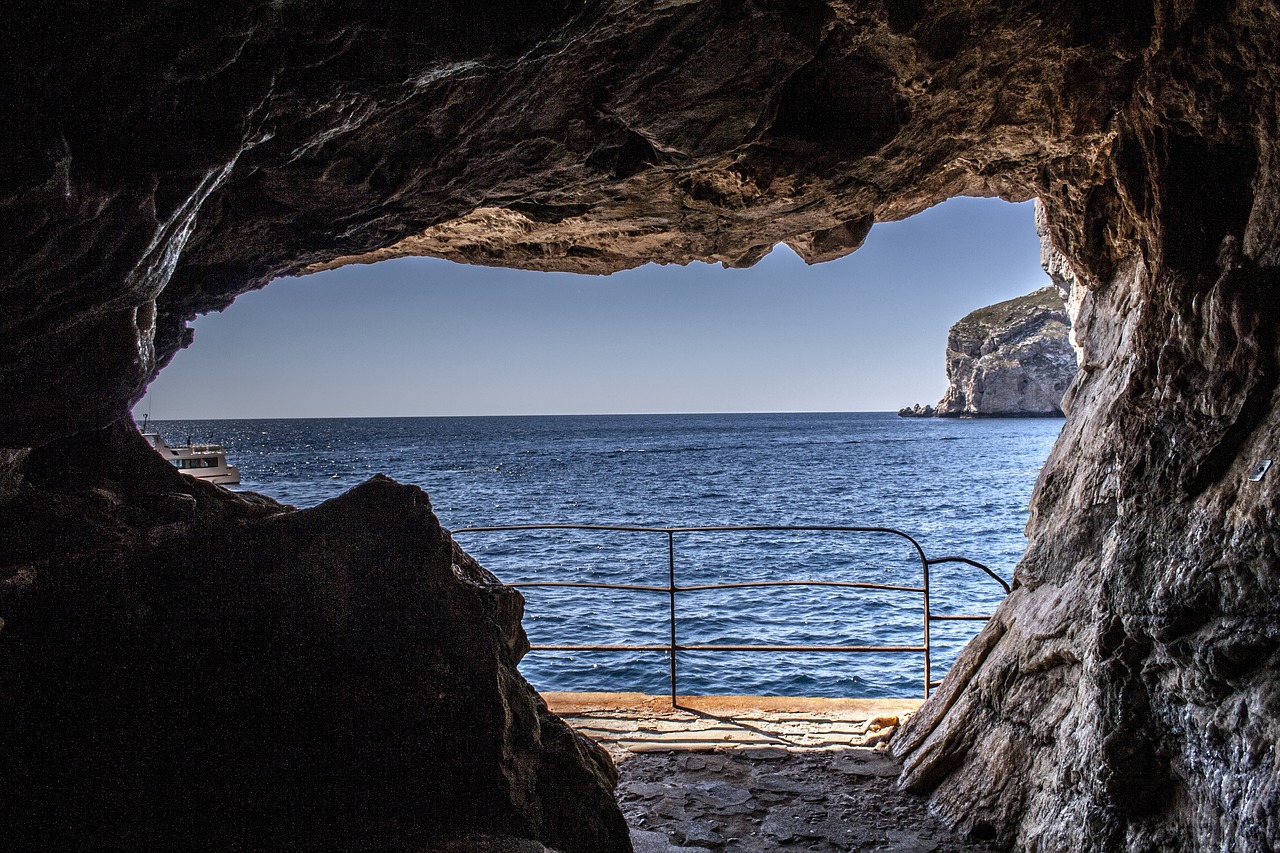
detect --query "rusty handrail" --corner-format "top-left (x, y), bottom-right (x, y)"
top-left (926, 555), bottom-right (1012, 594)
top-left (452, 523), bottom-right (1009, 702)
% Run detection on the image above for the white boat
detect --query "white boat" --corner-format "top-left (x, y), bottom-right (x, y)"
top-left (142, 430), bottom-right (241, 485)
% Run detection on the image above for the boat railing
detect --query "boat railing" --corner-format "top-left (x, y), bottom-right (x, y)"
top-left (450, 524), bottom-right (1011, 703)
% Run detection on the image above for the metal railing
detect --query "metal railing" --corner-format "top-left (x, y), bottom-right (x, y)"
top-left (451, 524), bottom-right (1011, 702)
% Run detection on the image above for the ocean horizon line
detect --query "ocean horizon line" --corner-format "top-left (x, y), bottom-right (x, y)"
top-left (139, 410), bottom-right (904, 422)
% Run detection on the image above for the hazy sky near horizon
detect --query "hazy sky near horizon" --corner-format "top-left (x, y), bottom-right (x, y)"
top-left (139, 197), bottom-right (1051, 419)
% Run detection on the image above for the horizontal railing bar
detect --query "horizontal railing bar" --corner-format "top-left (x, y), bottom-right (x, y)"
top-left (530, 643), bottom-right (928, 653)
top-left (457, 523), bottom-right (919, 532)
top-left (929, 614), bottom-right (993, 621)
top-left (676, 580), bottom-right (925, 593)
top-left (515, 581), bottom-right (669, 592)
top-left (533, 644), bottom-right (673, 652)
top-left (665, 525), bottom-right (924, 539)
top-left (676, 644), bottom-right (928, 653)
top-left (513, 579), bottom-right (926, 594)
top-left (457, 524), bottom-right (677, 534)
top-left (455, 522), bottom-right (926, 542)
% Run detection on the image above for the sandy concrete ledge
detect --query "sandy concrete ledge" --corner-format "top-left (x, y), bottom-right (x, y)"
top-left (545, 692), bottom-right (923, 754)
top-left (544, 692), bottom-right (923, 717)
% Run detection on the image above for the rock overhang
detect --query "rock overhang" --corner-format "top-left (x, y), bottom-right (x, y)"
top-left (2, 0), bottom-right (1155, 446)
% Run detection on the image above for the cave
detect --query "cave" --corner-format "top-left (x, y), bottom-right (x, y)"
top-left (3, 1), bottom-right (1279, 851)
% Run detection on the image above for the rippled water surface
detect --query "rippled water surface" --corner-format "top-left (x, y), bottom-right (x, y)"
top-left (150, 413), bottom-right (1061, 698)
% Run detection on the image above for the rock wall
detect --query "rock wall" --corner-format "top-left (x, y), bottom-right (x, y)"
top-left (893, 12), bottom-right (1280, 851)
top-left (1035, 199), bottom-right (1088, 363)
top-left (933, 287), bottom-right (1078, 417)
top-left (4, 2), bottom-right (1280, 850)
top-left (896, 239), bottom-right (1280, 850)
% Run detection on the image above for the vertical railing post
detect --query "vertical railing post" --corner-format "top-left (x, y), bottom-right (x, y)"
top-left (668, 530), bottom-right (678, 706)
top-left (922, 556), bottom-right (932, 699)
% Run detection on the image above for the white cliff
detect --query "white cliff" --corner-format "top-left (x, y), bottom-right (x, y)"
top-left (932, 286), bottom-right (1078, 417)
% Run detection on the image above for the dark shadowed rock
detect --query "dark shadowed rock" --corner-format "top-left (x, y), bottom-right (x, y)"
top-left (0, 425), bottom-right (630, 852)
top-left (933, 286), bottom-right (1078, 417)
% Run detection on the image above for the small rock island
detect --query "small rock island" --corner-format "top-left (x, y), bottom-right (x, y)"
top-left (899, 286), bottom-right (1077, 418)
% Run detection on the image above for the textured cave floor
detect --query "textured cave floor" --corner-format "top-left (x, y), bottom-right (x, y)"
top-left (618, 749), bottom-right (1000, 853)
top-left (551, 695), bottom-right (1000, 853)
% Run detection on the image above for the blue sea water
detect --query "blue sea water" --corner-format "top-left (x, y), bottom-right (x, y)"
top-left (148, 412), bottom-right (1061, 699)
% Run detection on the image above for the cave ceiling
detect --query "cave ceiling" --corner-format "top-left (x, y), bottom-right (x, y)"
top-left (1, 0), bottom-right (1219, 444)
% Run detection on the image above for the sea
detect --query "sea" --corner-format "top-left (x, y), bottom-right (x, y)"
top-left (148, 412), bottom-right (1061, 699)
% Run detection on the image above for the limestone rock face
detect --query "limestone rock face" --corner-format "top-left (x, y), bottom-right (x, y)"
top-left (0, 426), bottom-right (630, 852)
top-left (933, 287), bottom-right (1078, 417)
top-left (1035, 199), bottom-right (1087, 362)
top-left (4, 2), bottom-right (1280, 851)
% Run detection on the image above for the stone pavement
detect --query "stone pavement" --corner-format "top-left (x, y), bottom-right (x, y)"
top-left (543, 693), bottom-right (999, 853)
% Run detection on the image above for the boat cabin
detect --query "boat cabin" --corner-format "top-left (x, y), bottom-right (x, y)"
top-left (142, 432), bottom-right (241, 485)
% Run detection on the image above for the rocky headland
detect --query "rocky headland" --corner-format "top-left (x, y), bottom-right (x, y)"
top-left (932, 285), bottom-right (1077, 417)
top-left (899, 283), bottom-right (1078, 419)
top-left (5, 2), bottom-right (1280, 850)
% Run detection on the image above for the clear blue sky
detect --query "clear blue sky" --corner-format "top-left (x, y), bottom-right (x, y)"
top-left (139, 197), bottom-right (1049, 419)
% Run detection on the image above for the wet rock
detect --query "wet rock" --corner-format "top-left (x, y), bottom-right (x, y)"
top-left (654, 797), bottom-right (694, 821)
top-left (760, 814), bottom-right (810, 842)
top-left (431, 835), bottom-right (560, 853)
top-left (679, 754), bottom-right (722, 772)
top-left (693, 782), bottom-right (754, 808)
top-left (739, 746), bottom-right (788, 761)
top-left (753, 775), bottom-right (811, 794)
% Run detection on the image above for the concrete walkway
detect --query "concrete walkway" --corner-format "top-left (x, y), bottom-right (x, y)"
top-left (544, 693), bottom-right (997, 853)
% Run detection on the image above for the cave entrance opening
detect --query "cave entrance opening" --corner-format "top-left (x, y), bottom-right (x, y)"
top-left (137, 196), bottom-right (1066, 700)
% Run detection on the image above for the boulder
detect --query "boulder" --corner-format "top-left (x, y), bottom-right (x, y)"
top-left (0, 426), bottom-right (631, 852)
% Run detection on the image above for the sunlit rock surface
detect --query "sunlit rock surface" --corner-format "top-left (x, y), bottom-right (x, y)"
top-left (933, 286), bottom-right (1077, 417)
top-left (4, 1), bottom-right (1280, 850)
